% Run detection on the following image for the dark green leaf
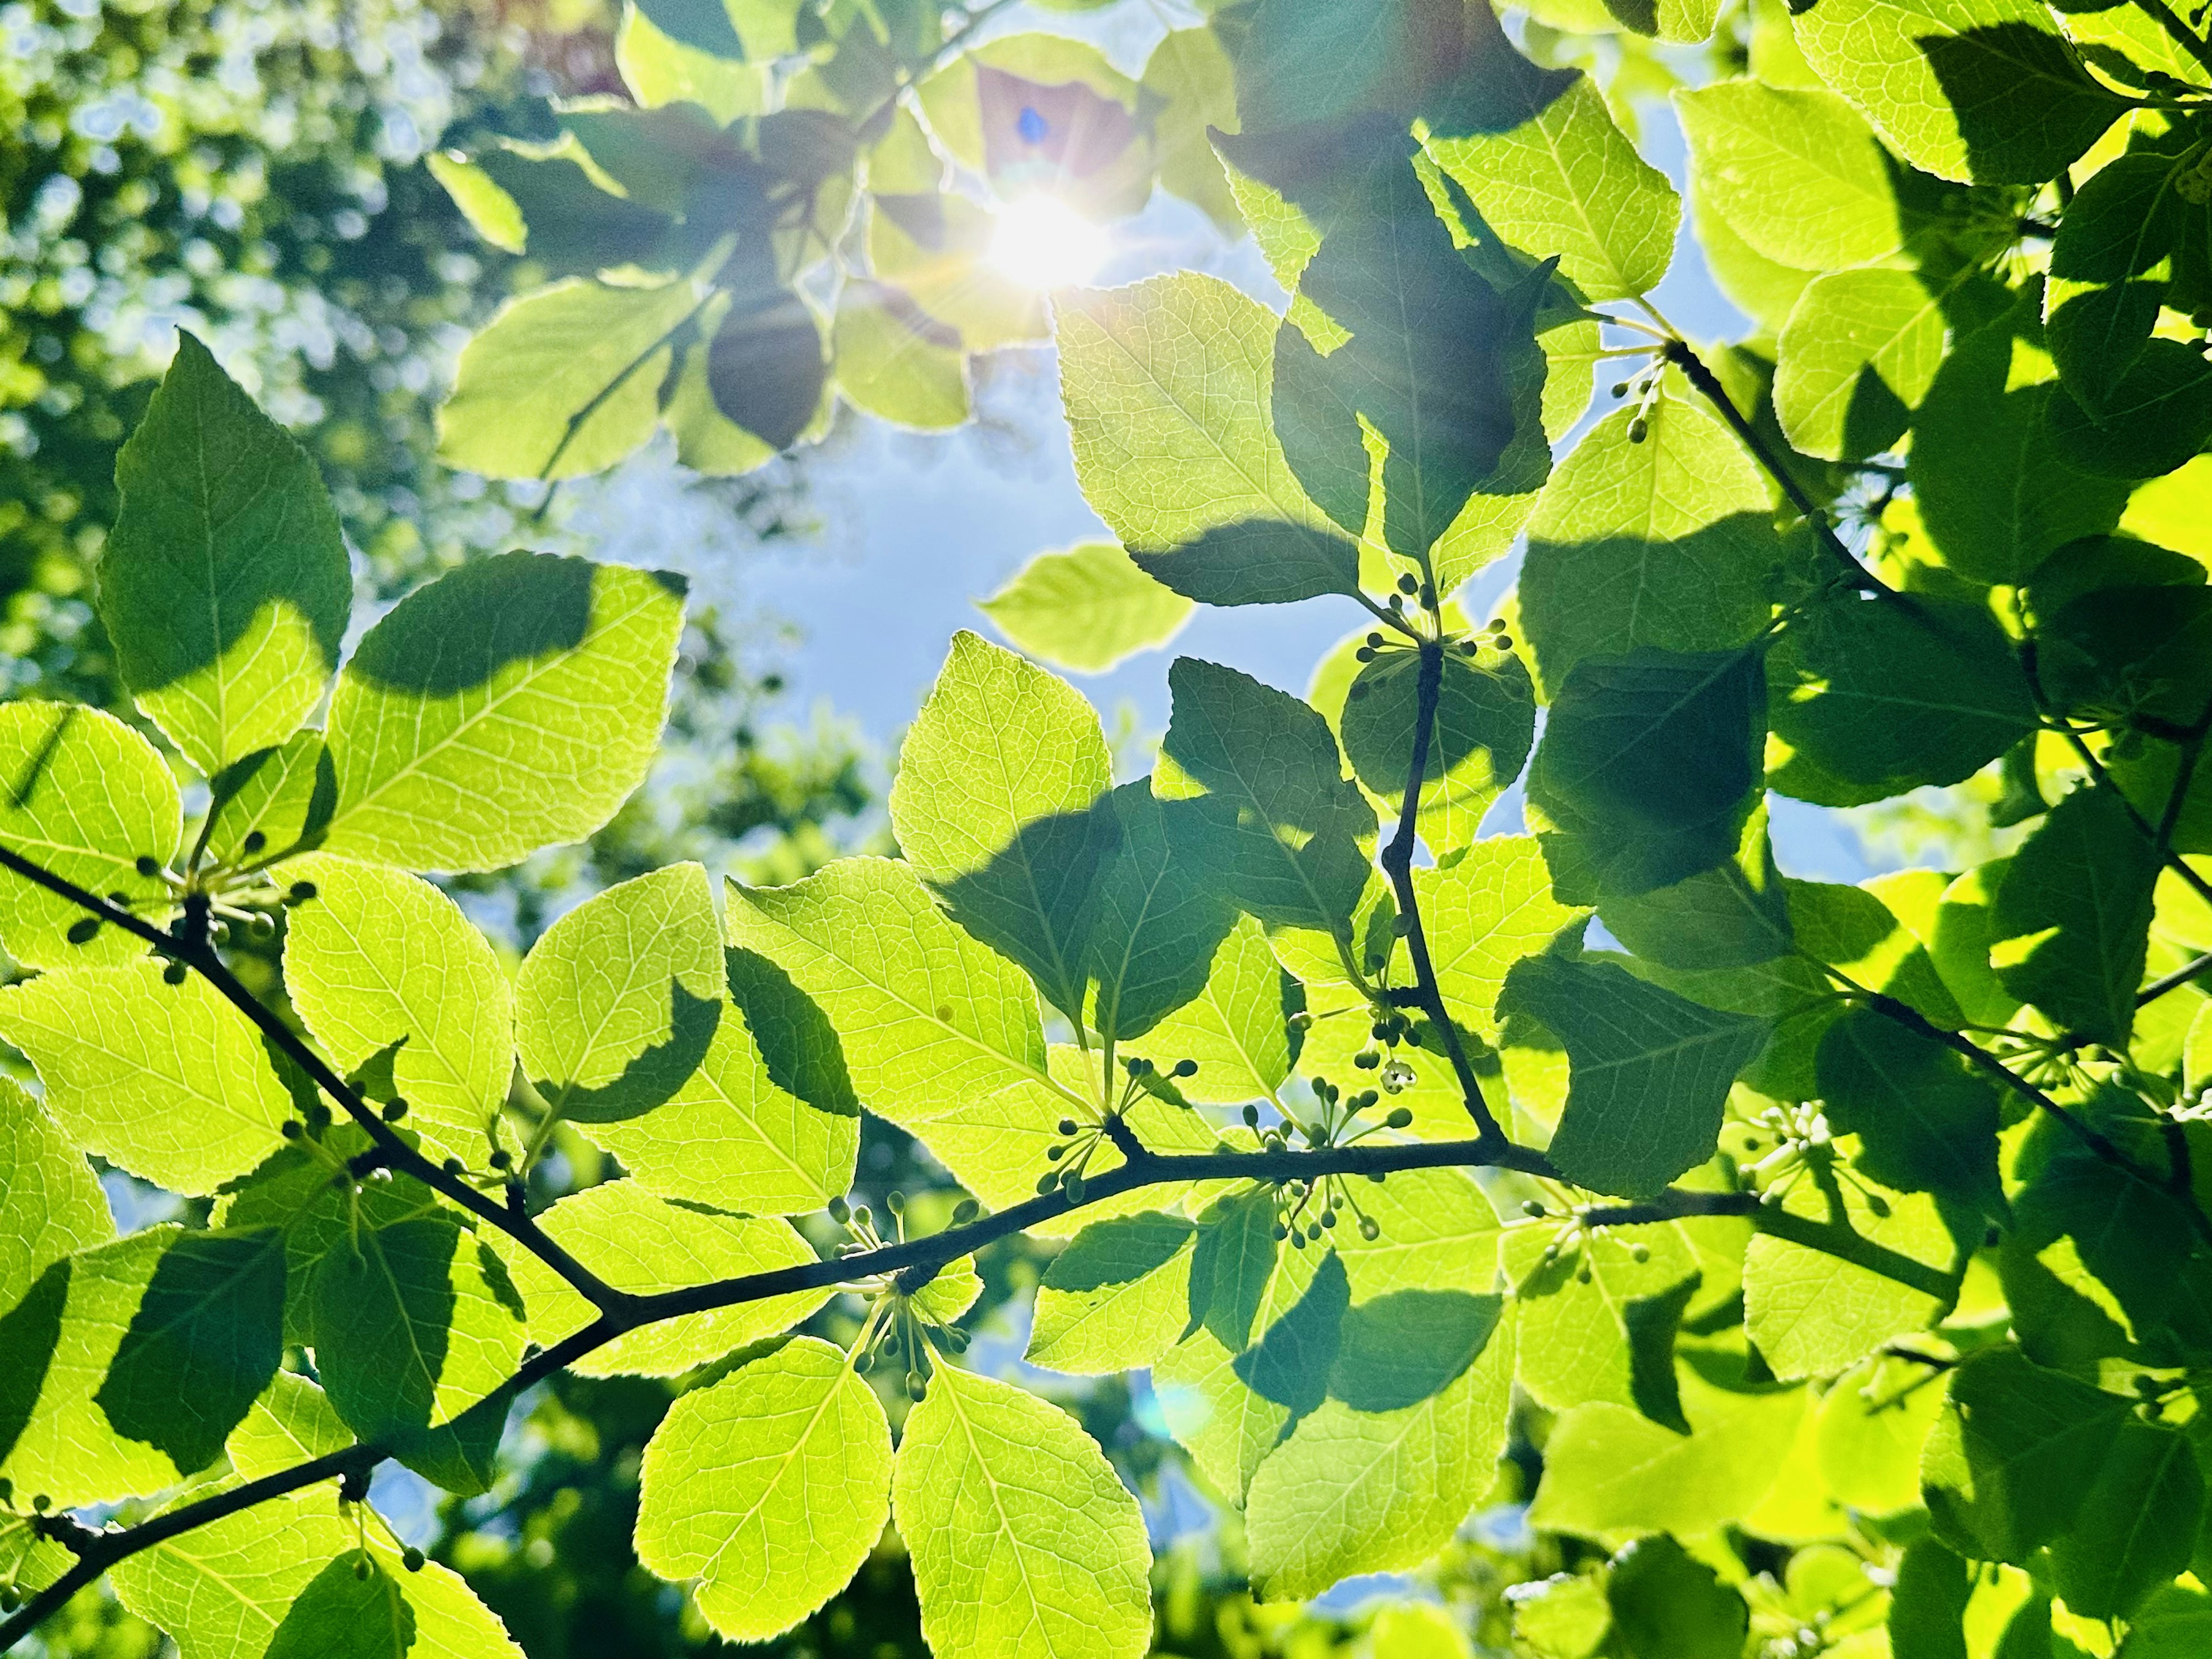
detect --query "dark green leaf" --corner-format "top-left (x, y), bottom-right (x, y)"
top-left (1597, 806), bottom-right (1793, 971)
top-left (1231, 1248), bottom-right (1349, 1417)
top-left (94, 1228), bottom-right (285, 1476)
top-left (1186, 1185), bottom-right (1281, 1352)
top-left (1084, 785), bottom-right (1238, 1044)
top-left (706, 285), bottom-right (827, 452)
top-left (1816, 1009), bottom-right (2006, 1224)
top-left (1160, 658), bottom-right (1374, 937)
top-left (1920, 1345), bottom-right (2130, 1562)
top-left (1328, 1289), bottom-right (1502, 1413)
top-left (1045, 1214), bottom-right (1196, 1296)
top-left (1767, 590), bottom-right (2036, 807)
top-left (1605, 1535), bottom-right (1747, 1659)
top-left (2038, 583), bottom-right (2212, 726)
top-left (1271, 156), bottom-right (1534, 555)
top-left (2048, 1417), bottom-right (2203, 1618)
top-left (1128, 520), bottom-right (1362, 607)
top-left (1339, 645), bottom-right (1535, 824)
top-left (1887, 1537), bottom-right (1972, 1659)
top-left (1907, 317), bottom-right (2131, 585)
top-left (2046, 339), bottom-right (2212, 482)
top-left (1991, 785), bottom-right (2157, 1047)
top-left (1498, 953), bottom-right (1767, 1198)
top-left (1528, 647), bottom-right (1766, 904)
top-left (264, 1550), bottom-right (416, 1659)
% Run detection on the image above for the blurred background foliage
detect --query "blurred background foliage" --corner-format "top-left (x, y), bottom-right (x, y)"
top-left (3, 0), bottom-right (1952, 1655)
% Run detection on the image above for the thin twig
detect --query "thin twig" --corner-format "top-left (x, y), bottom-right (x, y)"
top-left (1375, 640), bottom-right (1508, 1143)
top-left (0, 843), bottom-right (633, 1316)
top-left (1660, 338), bottom-right (1881, 594)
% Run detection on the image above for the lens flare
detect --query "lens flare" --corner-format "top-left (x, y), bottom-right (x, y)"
top-left (987, 196), bottom-right (1109, 290)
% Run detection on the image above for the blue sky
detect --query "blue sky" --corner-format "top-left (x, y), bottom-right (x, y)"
top-left (560, 43), bottom-right (1880, 885)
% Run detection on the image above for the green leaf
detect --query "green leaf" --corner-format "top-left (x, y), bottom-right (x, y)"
top-left (100, 334), bottom-right (351, 777)
top-left (725, 858), bottom-right (1086, 1212)
top-left (1503, 1216), bottom-right (1724, 1421)
top-left (2046, 338), bottom-right (2212, 482)
top-left (635, 1335), bottom-right (891, 1642)
top-left (1084, 783), bottom-right (1240, 1045)
top-left (1743, 1179), bottom-right (1958, 1379)
top-left (2048, 1416), bottom-right (2203, 1619)
top-left (0, 1075), bottom-right (109, 1311)
top-left (893, 1363), bottom-right (1153, 1659)
top-left (110, 1483), bottom-right (525, 1659)
top-left (1341, 644), bottom-right (1536, 854)
top-left (1676, 82), bottom-right (1900, 272)
top-left (0, 702), bottom-right (180, 971)
top-left (1597, 804), bottom-right (1793, 971)
top-left (281, 854), bottom-right (512, 1169)
top-left (1425, 76), bottom-right (1679, 304)
top-left (1160, 657), bottom-right (1374, 938)
top-left (1774, 270), bottom-right (1950, 463)
top-left (1143, 26), bottom-right (1239, 228)
top-left (94, 1226), bottom-right (285, 1476)
top-left (831, 280), bottom-right (968, 433)
top-left (1271, 155), bottom-right (1536, 556)
top-left (1331, 1288), bottom-right (1503, 1412)
top-left (1225, 0), bottom-right (1444, 130)
top-left (263, 1551), bottom-right (415, 1659)
top-left (321, 552), bottom-right (684, 873)
top-left (978, 543), bottom-right (1192, 674)
top-left (1499, 953), bottom-right (1767, 1198)
top-left (1127, 914), bottom-right (1300, 1105)
top-left (1512, 1573), bottom-right (1612, 1659)
top-left (520, 864), bottom-right (857, 1214)
top-left (1767, 590), bottom-right (2036, 807)
top-left (1415, 835), bottom-right (1584, 1041)
top-left (488, 1182), bottom-right (827, 1377)
top-left (2123, 1584), bottom-right (2212, 1657)
top-left (1692, 181), bottom-right (1816, 335)
top-left (1908, 317), bottom-right (2131, 585)
top-left (0, 1230), bottom-right (199, 1505)
top-left (1605, 1536), bottom-right (1748, 1659)
top-left (226, 1371), bottom-right (354, 1482)
top-left (1817, 1355), bottom-right (1950, 1517)
top-left (1816, 1009), bottom-right (2005, 1221)
top-left (1232, 1248), bottom-right (1351, 1418)
top-left (0, 963), bottom-right (291, 1195)
top-left (1131, 518), bottom-right (1365, 609)
top-left (1187, 1184), bottom-right (1282, 1351)
top-left (1058, 274), bottom-right (1331, 556)
top-left (1528, 1370), bottom-right (1806, 1541)
top-left (1520, 396), bottom-right (1781, 695)
top-left (1527, 647), bottom-right (1766, 904)
top-left (2038, 583), bottom-right (2212, 728)
top-left (1153, 1325), bottom-right (1292, 1501)
top-left (1990, 785), bottom-right (2157, 1047)
top-left (203, 733), bottom-right (336, 868)
top-left (1243, 1304), bottom-right (1515, 1598)
top-left (307, 1209), bottom-right (527, 1446)
top-left (1791, 0), bottom-right (2125, 184)
top-left (2050, 152), bottom-right (2182, 286)
top-left (889, 631), bottom-right (1113, 1022)
top-left (438, 278), bottom-right (702, 480)
top-left (2046, 278), bottom-right (2165, 423)
top-left (1920, 1345), bottom-right (2130, 1562)
top-left (1028, 1213), bottom-right (1196, 1374)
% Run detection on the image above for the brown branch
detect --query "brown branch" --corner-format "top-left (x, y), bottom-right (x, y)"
top-left (1661, 338), bottom-right (1883, 594)
top-left (0, 842), bottom-right (634, 1317)
top-left (1376, 639), bottom-right (1509, 1144)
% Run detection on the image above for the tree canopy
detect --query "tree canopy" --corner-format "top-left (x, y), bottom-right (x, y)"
top-left (6, 0), bottom-right (2212, 1657)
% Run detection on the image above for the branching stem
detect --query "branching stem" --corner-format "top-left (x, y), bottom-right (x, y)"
top-left (0, 842), bottom-right (634, 1316)
top-left (1376, 639), bottom-right (1508, 1144)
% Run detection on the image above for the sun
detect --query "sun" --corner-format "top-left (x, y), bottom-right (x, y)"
top-left (987, 195), bottom-right (1109, 291)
